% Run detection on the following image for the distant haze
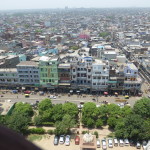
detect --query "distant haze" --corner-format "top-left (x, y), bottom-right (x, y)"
top-left (0, 0), bottom-right (150, 10)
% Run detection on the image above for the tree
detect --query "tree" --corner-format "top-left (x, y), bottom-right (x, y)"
top-left (107, 117), bottom-right (118, 129)
top-left (87, 118), bottom-right (95, 128)
top-left (52, 104), bottom-right (64, 122)
top-left (96, 119), bottom-right (103, 128)
top-left (34, 116), bottom-right (43, 126)
top-left (115, 114), bottom-right (149, 141)
top-left (107, 104), bottom-right (121, 117)
top-left (54, 114), bottom-right (75, 135)
top-left (13, 102), bottom-right (33, 117)
top-left (133, 97), bottom-right (150, 119)
top-left (62, 102), bottom-right (78, 119)
top-left (99, 32), bottom-right (110, 38)
top-left (120, 106), bottom-right (132, 117)
top-left (38, 98), bottom-right (53, 115)
top-left (6, 112), bottom-right (30, 134)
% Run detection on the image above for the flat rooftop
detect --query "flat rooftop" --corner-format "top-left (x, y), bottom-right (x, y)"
top-left (17, 61), bottom-right (38, 67)
top-left (0, 101), bottom-right (15, 115)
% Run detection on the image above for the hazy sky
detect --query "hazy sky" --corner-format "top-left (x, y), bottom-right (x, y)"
top-left (0, 0), bottom-right (150, 10)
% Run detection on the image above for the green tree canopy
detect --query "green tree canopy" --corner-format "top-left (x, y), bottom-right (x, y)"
top-left (52, 104), bottom-right (64, 122)
top-left (133, 97), bottom-right (150, 119)
top-left (5, 112), bottom-right (30, 134)
top-left (55, 114), bottom-right (75, 135)
top-left (13, 102), bottom-right (33, 117)
top-left (38, 98), bottom-right (53, 115)
top-left (62, 102), bottom-right (78, 119)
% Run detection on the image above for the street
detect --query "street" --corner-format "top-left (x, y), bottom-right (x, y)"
top-left (0, 90), bottom-right (147, 107)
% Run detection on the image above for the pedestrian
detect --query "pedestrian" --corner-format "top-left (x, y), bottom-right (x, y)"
top-left (17, 96), bottom-right (18, 98)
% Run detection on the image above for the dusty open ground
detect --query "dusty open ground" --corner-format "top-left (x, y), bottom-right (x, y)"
top-left (31, 126), bottom-right (142, 150)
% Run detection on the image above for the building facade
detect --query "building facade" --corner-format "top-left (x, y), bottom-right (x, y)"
top-left (17, 61), bottom-right (40, 87)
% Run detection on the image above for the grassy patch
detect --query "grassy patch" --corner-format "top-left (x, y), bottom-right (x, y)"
top-left (27, 134), bottom-right (44, 142)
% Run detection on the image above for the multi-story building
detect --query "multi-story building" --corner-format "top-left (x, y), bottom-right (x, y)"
top-left (58, 63), bottom-right (71, 91)
top-left (0, 55), bottom-right (19, 68)
top-left (16, 61), bottom-right (40, 88)
top-left (39, 56), bottom-right (59, 89)
top-left (123, 63), bottom-right (142, 94)
top-left (0, 68), bottom-right (18, 88)
top-left (92, 59), bottom-right (109, 92)
top-left (71, 56), bottom-right (92, 91)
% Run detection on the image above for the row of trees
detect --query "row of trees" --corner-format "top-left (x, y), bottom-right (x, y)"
top-left (34, 98), bottom-right (78, 126)
top-left (82, 97), bottom-right (150, 141)
top-left (0, 102), bottom-right (33, 134)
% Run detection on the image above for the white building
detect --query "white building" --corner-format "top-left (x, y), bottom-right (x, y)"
top-left (92, 59), bottom-right (109, 92)
top-left (71, 56), bottom-right (92, 91)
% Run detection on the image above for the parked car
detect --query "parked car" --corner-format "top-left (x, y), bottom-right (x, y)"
top-left (136, 142), bottom-right (141, 149)
top-left (53, 136), bottom-right (59, 145)
top-left (65, 135), bottom-right (70, 146)
top-left (59, 135), bottom-right (65, 144)
top-left (129, 140), bottom-right (135, 146)
top-left (97, 139), bottom-right (101, 148)
top-left (114, 138), bottom-right (118, 147)
top-left (142, 141), bottom-right (147, 150)
top-left (75, 136), bottom-right (80, 145)
top-left (124, 139), bottom-right (129, 146)
top-left (108, 138), bottom-right (113, 148)
top-left (102, 139), bottom-right (107, 150)
top-left (119, 139), bottom-right (124, 147)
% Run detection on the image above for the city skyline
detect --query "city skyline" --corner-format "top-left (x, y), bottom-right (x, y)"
top-left (0, 0), bottom-right (150, 10)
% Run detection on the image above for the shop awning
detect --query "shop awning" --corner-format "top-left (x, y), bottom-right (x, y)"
top-left (58, 83), bottom-right (71, 86)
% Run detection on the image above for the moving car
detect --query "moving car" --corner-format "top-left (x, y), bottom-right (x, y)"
top-left (108, 138), bottom-right (113, 148)
top-left (65, 135), bottom-right (70, 146)
top-left (97, 139), bottom-right (101, 148)
top-left (53, 136), bottom-right (59, 145)
top-left (59, 135), bottom-right (65, 144)
top-left (75, 136), bottom-right (80, 145)
top-left (24, 90), bottom-right (31, 94)
top-left (124, 139), bottom-right (129, 146)
top-left (102, 139), bottom-right (107, 150)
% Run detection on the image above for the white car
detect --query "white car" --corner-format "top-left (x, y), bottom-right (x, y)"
top-left (59, 135), bottom-right (65, 144)
top-left (142, 141), bottom-right (147, 150)
top-left (65, 135), bottom-right (70, 146)
top-left (119, 139), bottom-right (124, 147)
top-left (102, 139), bottom-right (107, 150)
top-left (108, 138), bottom-right (113, 148)
top-left (124, 139), bottom-right (129, 146)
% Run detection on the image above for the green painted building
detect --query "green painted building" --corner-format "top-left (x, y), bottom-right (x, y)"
top-left (39, 56), bottom-right (59, 88)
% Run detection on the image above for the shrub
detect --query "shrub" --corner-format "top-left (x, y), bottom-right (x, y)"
top-left (41, 122), bottom-right (54, 126)
top-left (94, 131), bottom-right (99, 138)
top-left (28, 128), bottom-right (45, 134)
top-left (82, 130), bottom-right (89, 134)
top-left (47, 129), bottom-right (54, 135)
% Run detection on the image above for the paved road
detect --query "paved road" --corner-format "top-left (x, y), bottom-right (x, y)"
top-left (0, 91), bottom-right (146, 107)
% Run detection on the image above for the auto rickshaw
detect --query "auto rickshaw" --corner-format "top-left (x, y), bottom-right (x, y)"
top-left (25, 94), bottom-right (30, 98)
top-left (124, 95), bottom-right (129, 99)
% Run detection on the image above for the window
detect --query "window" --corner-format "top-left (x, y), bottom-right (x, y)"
top-left (88, 69), bottom-right (91, 72)
top-left (93, 83), bottom-right (96, 85)
top-left (73, 69), bottom-right (75, 72)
